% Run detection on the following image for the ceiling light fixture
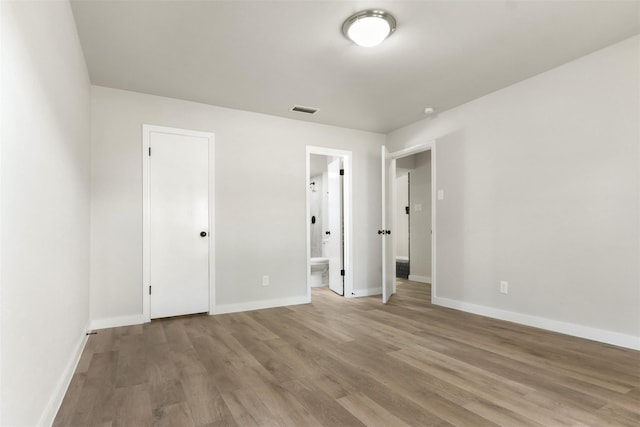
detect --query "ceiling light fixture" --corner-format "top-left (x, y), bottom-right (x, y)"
top-left (342, 10), bottom-right (396, 47)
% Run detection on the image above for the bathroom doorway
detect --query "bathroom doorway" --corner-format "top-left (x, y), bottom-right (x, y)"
top-left (306, 146), bottom-right (353, 299)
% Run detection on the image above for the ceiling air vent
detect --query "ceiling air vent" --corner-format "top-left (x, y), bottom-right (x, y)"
top-left (291, 105), bottom-right (319, 115)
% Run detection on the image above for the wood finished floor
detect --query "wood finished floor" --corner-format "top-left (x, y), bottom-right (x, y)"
top-left (54, 280), bottom-right (640, 426)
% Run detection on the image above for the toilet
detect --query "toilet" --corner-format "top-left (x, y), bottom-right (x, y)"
top-left (310, 257), bottom-right (329, 287)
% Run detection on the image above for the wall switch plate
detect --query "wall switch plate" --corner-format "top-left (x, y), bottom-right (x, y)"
top-left (500, 280), bottom-right (508, 294)
top-left (437, 189), bottom-right (445, 200)
top-left (262, 275), bottom-right (269, 286)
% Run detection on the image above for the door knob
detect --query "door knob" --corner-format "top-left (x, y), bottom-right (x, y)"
top-left (200, 231), bottom-right (207, 237)
top-left (325, 231), bottom-right (331, 235)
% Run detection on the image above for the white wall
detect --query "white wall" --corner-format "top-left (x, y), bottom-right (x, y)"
top-left (387, 36), bottom-right (640, 348)
top-left (90, 86), bottom-right (384, 323)
top-left (395, 173), bottom-right (409, 259)
top-left (396, 156), bottom-right (415, 261)
top-left (409, 151), bottom-right (432, 281)
top-left (1, 1), bottom-right (91, 425)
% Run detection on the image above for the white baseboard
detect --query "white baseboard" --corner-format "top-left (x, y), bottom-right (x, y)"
top-left (38, 320), bottom-right (90, 427)
top-left (212, 295), bottom-right (310, 315)
top-left (432, 296), bottom-right (640, 351)
top-left (408, 275), bottom-right (431, 284)
top-left (89, 297), bottom-right (312, 328)
top-left (351, 287), bottom-right (382, 297)
top-left (90, 314), bottom-right (146, 331)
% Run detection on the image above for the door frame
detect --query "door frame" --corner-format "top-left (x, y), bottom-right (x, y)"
top-left (387, 141), bottom-right (436, 301)
top-left (142, 124), bottom-right (215, 322)
top-left (306, 146), bottom-right (353, 299)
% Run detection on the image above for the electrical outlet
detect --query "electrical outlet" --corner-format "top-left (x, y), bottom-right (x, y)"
top-left (262, 275), bottom-right (269, 287)
top-left (500, 280), bottom-right (508, 294)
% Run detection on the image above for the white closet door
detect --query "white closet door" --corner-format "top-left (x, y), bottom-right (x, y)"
top-left (149, 130), bottom-right (209, 318)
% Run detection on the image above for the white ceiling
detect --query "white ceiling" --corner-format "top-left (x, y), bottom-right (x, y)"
top-left (70, 0), bottom-right (639, 134)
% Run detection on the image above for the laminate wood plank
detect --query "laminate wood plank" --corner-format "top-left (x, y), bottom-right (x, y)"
top-left (148, 378), bottom-right (187, 410)
top-left (522, 390), bottom-right (608, 426)
top-left (434, 331), bottom-right (635, 410)
top-left (218, 391), bottom-right (260, 427)
top-left (337, 392), bottom-right (412, 427)
top-left (170, 347), bottom-right (208, 378)
top-left (319, 340), bottom-right (498, 426)
top-left (462, 401), bottom-right (545, 427)
top-left (310, 352), bottom-right (447, 426)
top-left (191, 334), bottom-right (275, 393)
top-left (389, 348), bottom-right (535, 399)
top-left (251, 380), bottom-right (323, 426)
top-left (112, 384), bottom-right (153, 427)
top-left (281, 310), bottom-right (355, 343)
top-left (67, 351), bottom-right (119, 426)
top-left (222, 387), bottom-right (286, 427)
top-left (145, 343), bottom-right (180, 385)
top-left (408, 317), bottom-right (634, 394)
top-left (162, 319), bottom-right (196, 352)
top-left (408, 328), bottom-right (640, 413)
top-left (52, 373), bottom-right (87, 427)
top-left (142, 319), bottom-right (168, 346)
top-left (280, 378), bottom-right (367, 427)
top-left (595, 403), bottom-right (640, 427)
top-left (152, 402), bottom-right (196, 427)
top-left (75, 340), bottom-right (96, 374)
top-left (115, 347), bottom-right (148, 388)
top-left (181, 375), bottom-right (236, 427)
top-left (54, 281), bottom-right (640, 427)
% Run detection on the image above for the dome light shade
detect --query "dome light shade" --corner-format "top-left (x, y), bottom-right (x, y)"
top-left (342, 10), bottom-right (396, 47)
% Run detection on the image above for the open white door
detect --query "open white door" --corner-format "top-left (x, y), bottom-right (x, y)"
top-left (381, 146), bottom-right (395, 303)
top-left (327, 158), bottom-right (344, 295)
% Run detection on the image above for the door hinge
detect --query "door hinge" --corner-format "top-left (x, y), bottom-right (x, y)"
top-left (149, 285), bottom-right (152, 295)
top-left (340, 269), bottom-right (345, 276)
top-left (340, 169), bottom-right (344, 176)
top-left (148, 147), bottom-right (151, 156)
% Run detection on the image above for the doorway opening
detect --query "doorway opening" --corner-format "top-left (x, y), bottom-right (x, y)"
top-left (395, 151), bottom-right (432, 284)
top-left (306, 146), bottom-right (353, 299)
top-left (381, 142), bottom-right (435, 304)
